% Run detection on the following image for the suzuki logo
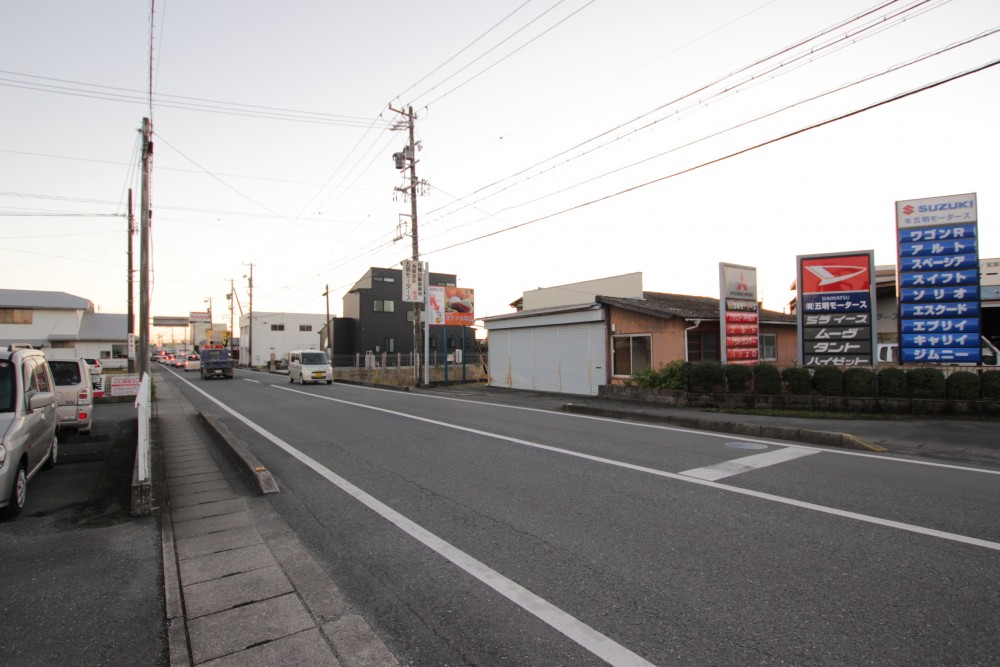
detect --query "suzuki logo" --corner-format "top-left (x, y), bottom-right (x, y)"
top-left (902, 204), bottom-right (915, 215)
top-left (805, 265), bottom-right (867, 287)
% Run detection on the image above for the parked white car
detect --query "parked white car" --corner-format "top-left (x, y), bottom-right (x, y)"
top-left (48, 359), bottom-right (93, 437)
top-left (0, 346), bottom-right (58, 518)
top-left (287, 350), bottom-right (333, 385)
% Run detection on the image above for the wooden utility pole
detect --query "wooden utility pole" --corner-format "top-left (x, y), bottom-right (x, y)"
top-left (244, 263), bottom-right (254, 367)
top-left (390, 105), bottom-right (425, 379)
top-left (138, 118), bottom-right (152, 378)
top-left (127, 188), bottom-right (135, 373)
top-left (323, 284), bottom-right (331, 356)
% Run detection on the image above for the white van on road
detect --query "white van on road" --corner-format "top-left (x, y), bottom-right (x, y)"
top-left (287, 350), bottom-right (333, 385)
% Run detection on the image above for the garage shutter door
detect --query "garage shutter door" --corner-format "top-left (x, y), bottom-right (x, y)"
top-left (488, 322), bottom-right (605, 395)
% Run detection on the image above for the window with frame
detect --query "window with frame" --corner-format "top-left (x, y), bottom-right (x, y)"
top-left (612, 335), bottom-right (652, 376)
top-left (373, 299), bottom-right (395, 313)
top-left (271, 324), bottom-right (285, 331)
top-left (373, 275), bottom-right (396, 283)
top-left (406, 309), bottom-right (415, 323)
top-left (100, 351), bottom-right (112, 359)
top-left (0, 308), bottom-right (32, 324)
top-left (687, 332), bottom-right (720, 363)
top-left (759, 333), bottom-right (777, 361)
top-left (299, 324), bottom-right (312, 332)
top-left (112, 344), bottom-right (129, 359)
top-left (384, 337), bottom-right (396, 353)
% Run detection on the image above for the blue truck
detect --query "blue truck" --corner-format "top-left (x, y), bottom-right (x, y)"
top-left (199, 345), bottom-right (235, 379)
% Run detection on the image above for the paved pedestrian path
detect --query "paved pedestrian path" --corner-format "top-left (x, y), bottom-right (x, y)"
top-left (155, 372), bottom-right (399, 667)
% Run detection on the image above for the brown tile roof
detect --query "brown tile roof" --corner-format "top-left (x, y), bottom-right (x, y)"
top-left (598, 292), bottom-right (796, 325)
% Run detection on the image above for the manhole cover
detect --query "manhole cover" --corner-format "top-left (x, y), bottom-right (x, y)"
top-left (725, 442), bottom-right (768, 450)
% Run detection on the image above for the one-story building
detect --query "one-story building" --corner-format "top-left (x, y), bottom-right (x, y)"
top-left (484, 273), bottom-right (796, 396)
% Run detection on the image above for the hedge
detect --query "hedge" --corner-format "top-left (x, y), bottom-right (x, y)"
top-left (906, 368), bottom-right (946, 399)
top-left (877, 368), bottom-right (907, 398)
top-left (689, 361), bottom-right (724, 393)
top-left (781, 367), bottom-right (811, 395)
top-left (812, 366), bottom-right (844, 397)
top-left (945, 371), bottom-right (980, 400)
top-left (844, 367), bottom-right (876, 397)
top-left (725, 364), bottom-right (753, 393)
top-left (753, 364), bottom-right (783, 395)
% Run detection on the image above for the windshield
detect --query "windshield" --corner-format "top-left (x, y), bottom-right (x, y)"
top-left (0, 361), bottom-right (14, 413)
top-left (301, 352), bottom-right (328, 365)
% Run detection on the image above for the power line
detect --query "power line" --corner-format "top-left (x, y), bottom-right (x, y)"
top-left (423, 58), bottom-right (1000, 257)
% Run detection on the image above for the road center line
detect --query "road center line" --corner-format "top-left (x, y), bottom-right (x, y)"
top-left (273, 384), bottom-right (1000, 553)
top-left (680, 447), bottom-right (819, 481)
top-left (176, 374), bottom-right (654, 667)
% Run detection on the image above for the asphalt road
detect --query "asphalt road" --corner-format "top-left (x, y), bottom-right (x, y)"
top-left (163, 368), bottom-right (1000, 666)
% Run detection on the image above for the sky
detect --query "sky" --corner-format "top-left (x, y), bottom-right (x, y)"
top-left (2, 0), bottom-right (998, 340)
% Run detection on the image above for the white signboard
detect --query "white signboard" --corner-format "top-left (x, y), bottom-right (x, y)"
top-left (895, 192), bottom-right (977, 229)
top-left (402, 260), bottom-right (427, 303)
top-left (427, 286), bottom-right (446, 325)
top-left (110, 375), bottom-right (142, 397)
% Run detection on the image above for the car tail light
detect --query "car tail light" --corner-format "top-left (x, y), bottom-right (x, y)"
top-left (79, 411), bottom-right (88, 420)
top-left (78, 388), bottom-right (90, 401)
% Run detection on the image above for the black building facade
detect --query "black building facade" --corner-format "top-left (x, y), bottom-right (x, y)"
top-left (330, 267), bottom-right (476, 364)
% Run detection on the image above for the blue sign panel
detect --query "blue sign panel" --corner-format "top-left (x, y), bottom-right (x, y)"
top-left (900, 302), bottom-right (979, 318)
top-left (900, 319), bottom-right (979, 334)
top-left (897, 223), bottom-right (976, 243)
top-left (899, 254), bottom-right (978, 272)
top-left (898, 270), bottom-right (978, 287)
top-left (898, 239), bottom-right (977, 257)
top-left (899, 286), bottom-right (979, 303)
top-left (895, 193), bottom-right (980, 365)
top-left (901, 348), bottom-right (982, 363)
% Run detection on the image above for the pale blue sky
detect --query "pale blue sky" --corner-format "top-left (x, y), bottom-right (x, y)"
top-left (2, 0), bottom-right (998, 333)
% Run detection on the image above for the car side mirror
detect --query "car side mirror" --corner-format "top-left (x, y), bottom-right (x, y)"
top-left (28, 391), bottom-right (54, 411)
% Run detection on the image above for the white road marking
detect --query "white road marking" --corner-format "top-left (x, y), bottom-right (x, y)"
top-left (680, 447), bottom-right (819, 481)
top-left (177, 375), bottom-right (654, 667)
top-left (344, 384), bottom-right (1000, 477)
top-left (243, 379), bottom-right (260, 384)
top-left (274, 385), bottom-right (1000, 553)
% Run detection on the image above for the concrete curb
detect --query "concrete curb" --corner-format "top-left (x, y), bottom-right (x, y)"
top-left (198, 412), bottom-right (280, 495)
top-left (561, 404), bottom-right (888, 453)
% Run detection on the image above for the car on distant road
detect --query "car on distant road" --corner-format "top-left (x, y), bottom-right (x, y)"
top-left (183, 354), bottom-right (200, 372)
top-left (48, 359), bottom-right (93, 438)
top-left (82, 358), bottom-right (102, 376)
top-left (0, 346), bottom-right (58, 518)
top-left (173, 355), bottom-right (187, 368)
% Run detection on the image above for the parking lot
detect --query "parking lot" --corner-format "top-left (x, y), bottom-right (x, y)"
top-left (0, 401), bottom-right (167, 665)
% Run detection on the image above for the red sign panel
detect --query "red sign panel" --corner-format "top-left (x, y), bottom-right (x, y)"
top-left (799, 254), bottom-right (871, 293)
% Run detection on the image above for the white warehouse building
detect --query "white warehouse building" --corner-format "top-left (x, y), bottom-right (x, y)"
top-left (238, 311), bottom-right (329, 367)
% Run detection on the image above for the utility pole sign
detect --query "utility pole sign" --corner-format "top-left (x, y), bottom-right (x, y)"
top-left (402, 260), bottom-right (427, 303)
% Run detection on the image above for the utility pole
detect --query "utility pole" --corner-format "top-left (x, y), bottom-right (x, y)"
top-left (127, 188), bottom-right (135, 373)
top-left (323, 284), bottom-right (331, 356)
top-left (228, 279), bottom-right (235, 353)
top-left (244, 263), bottom-right (254, 367)
top-left (138, 117), bottom-right (152, 378)
top-left (390, 105), bottom-right (427, 381)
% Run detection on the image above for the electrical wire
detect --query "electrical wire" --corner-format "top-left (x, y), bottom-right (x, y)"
top-left (423, 58), bottom-right (1000, 257)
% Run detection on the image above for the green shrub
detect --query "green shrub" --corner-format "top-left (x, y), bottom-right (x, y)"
top-left (725, 364), bottom-right (753, 393)
top-left (632, 360), bottom-right (687, 390)
top-left (812, 366), bottom-right (844, 396)
top-left (877, 367), bottom-right (906, 398)
top-left (945, 371), bottom-right (980, 400)
top-left (753, 364), bottom-right (783, 395)
top-left (844, 367), bottom-right (876, 397)
top-left (982, 371), bottom-right (1000, 400)
top-left (781, 367), bottom-right (811, 395)
top-left (906, 368), bottom-right (945, 399)
top-left (689, 361), bottom-right (724, 393)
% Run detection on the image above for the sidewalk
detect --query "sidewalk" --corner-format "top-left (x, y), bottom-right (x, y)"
top-left (154, 372), bottom-right (399, 667)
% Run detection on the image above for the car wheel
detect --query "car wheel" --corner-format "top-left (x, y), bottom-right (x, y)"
top-left (326, 380), bottom-right (332, 385)
top-left (2, 462), bottom-right (27, 518)
top-left (43, 434), bottom-right (58, 469)
top-left (289, 375), bottom-right (294, 383)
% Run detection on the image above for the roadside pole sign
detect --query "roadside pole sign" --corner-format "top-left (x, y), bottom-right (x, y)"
top-left (796, 250), bottom-right (876, 366)
top-left (402, 260), bottom-right (427, 303)
top-left (895, 193), bottom-right (980, 364)
top-left (719, 263), bottom-right (759, 364)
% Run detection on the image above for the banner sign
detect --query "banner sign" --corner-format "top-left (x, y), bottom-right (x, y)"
top-left (719, 263), bottom-right (759, 364)
top-left (895, 193), bottom-right (980, 364)
top-left (796, 251), bottom-right (876, 366)
top-left (189, 311), bottom-right (211, 323)
top-left (401, 260), bottom-right (427, 303)
top-left (152, 316), bottom-right (189, 327)
top-left (427, 286), bottom-right (445, 325)
top-left (427, 286), bottom-right (475, 326)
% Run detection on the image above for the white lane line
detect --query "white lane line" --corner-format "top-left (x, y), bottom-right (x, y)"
top-left (243, 379), bottom-right (260, 384)
top-left (277, 385), bottom-right (1000, 553)
top-left (680, 447), bottom-right (819, 481)
top-left (176, 376), bottom-right (654, 667)
top-left (345, 385), bottom-right (1000, 477)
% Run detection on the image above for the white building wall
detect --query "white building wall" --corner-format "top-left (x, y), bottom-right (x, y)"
top-left (238, 312), bottom-right (327, 366)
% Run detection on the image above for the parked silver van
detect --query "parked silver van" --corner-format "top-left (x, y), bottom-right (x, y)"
top-left (48, 358), bottom-right (93, 437)
top-left (287, 350), bottom-right (333, 385)
top-left (0, 346), bottom-right (58, 518)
